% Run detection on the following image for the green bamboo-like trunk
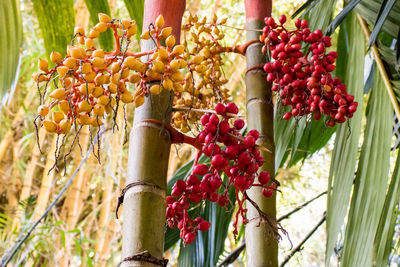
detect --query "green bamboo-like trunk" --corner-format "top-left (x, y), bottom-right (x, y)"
top-left (244, 0), bottom-right (277, 266)
top-left (121, 1), bottom-right (185, 266)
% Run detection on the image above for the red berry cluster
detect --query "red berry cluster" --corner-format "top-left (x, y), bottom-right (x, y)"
top-left (166, 102), bottom-right (274, 244)
top-left (261, 15), bottom-right (358, 126)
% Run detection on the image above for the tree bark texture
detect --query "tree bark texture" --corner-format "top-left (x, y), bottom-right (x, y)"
top-left (244, 0), bottom-right (278, 266)
top-left (121, 1), bottom-right (186, 266)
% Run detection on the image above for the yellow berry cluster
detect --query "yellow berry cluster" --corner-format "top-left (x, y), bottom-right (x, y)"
top-left (171, 14), bottom-right (230, 132)
top-left (33, 13), bottom-right (231, 135)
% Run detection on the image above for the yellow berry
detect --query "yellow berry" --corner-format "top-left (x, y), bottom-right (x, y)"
top-left (58, 100), bottom-right (70, 114)
top-left (162, 78), bottom-right (173, 90)
top-left (152, 60), bottom-right (165, 73)
top-left (127, 24), bottom-right (137, 36)
top-left (77, 114), bottom-right (91, 125)
top-left (108, 83), bottom-right (117, 93)
top-left (43, 120), bottom-right (58, 133)
top-left (169, 60), bottom-right (180, 72)
top-left (171, 71), bottom-right (184, 82)
top-left (50, 51), bottom-right (62, 63)
top-left (120, 92), bottom-right (134, 103)
top-left (91, 117), bottom-right (103, 127)
top-left (157, 48), bottom-right (168, 61)
top-left (93, 104), bottom-right (105, 116)
top-left (123, 56), bottom-right (138, 69)
top-left (49, 88), bottom-right (67, 100)
top-left (79, 83), bottom-right (95, 95)
top-left (78, 100), bottom-right (93, 113)
top-left (121, 20), bottom-right (131, 29)
top-left (133, 62), bottom-right (147, 73)
top-left (94, 22), bottom-right (108, 33)
top-left (64, 57), bottom-right (77, 69)
top-left (89, 29), bottom-right (100, 38)
top-left (74, 26), bottom-right (85, 36)
top-left (134, 95), bottom-right (145, 108)
top-left (85, 38), bottom-right (95, 48)
top-left (91, 57), bottom-right (106, 69)
top-left (92, 86), bottom-right (104, 97)
top-left (98, 95), bottom-right (110, 106)
top-left (70, 47), bottom-right (85, 59)
top-left (121, 68), bottom-right (130, 79)
top-left (150, 84), bottom-right (162, 95)
top-left (81, 62), bottom-right (92, 74)
top-left (141, 30), bottom-right (151, 40)
top-left (38, 105), bottom-right (49, 116)
top-left (92, 49), bottom-right (104, 58)
top-left (160, 27), bottom-right (172, 38)
top-left (166, 35), bottom-right (175, 48)
top-left (38, 58), bottom-right (49, 72)
top-left (99, 13), bottom-right (111, 23)
top-left (172, 45), bottom-right (185, 55)
top-left (192, 55), bottom-right (204, 65)
top-left (52, 111), bottom-right (64, 123)
top-left (84, 72), bottom-right (96, 82)
top-left (59, 119), bottom-right (71, 133)
top-left (111, 62), bottom-right (121, 73)
top-left (128, 73), bottom-right (141, 83)
top-left (155, 14), bottom-right (165, 29)
top-left (32, 73), bottom-right (45, 82)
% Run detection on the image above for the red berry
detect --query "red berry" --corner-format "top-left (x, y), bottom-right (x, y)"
top-left (244, 136), bottom-right (256, 148)
top-left (258, 171), bottom-right (270, 185)
top-left (219, 120), bottom-right (230, 134)
top-left (248, 129), bottom-right (259, 140)
top-left (301, 19), bottom-right (308, 28)
top-left (279, 14), bottom-right (286, 24)
top-left (215, 103), bottom-right (226, 115)
top-left (234, 119), bottom-right (245, 130)
top-left (209, 114), bottom-right (219, 125)
top-left (226, 102), bottom-right (239, 114)
top-left (211, 154), bottom-right (224, 168)
top-left (193, 164), bottom-right (208, 175)
top-left (283, 112), bottom-right (292, 120)
top-left (166, 196), bottom-right (175, 204)
top-left (262, 188), bottom-right (274, 197)
top-left (198, 220), bottom-right (211, 231)
top-left (200, 114), bottom-right (210, 126)
top-left (185, 232), bottom-right (196, 244)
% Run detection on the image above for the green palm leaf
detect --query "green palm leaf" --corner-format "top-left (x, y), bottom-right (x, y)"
top-left (373, 150), bottom-right (400, 266)
top-left (341, 64), bottom-right (393, 267)
top-left (325, 11), bottom-right (365, 265)
top-left (0, 0), bottom-right (22, 97)
top-left (32, 0), bottom-right (75, 57)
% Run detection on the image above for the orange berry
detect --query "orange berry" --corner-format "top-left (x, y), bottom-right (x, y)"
top-left (98, 13), bottom-right (111, 23)
top-left (43, 120), bottom-right (58, 133)
top-left (38, 58), bottom-right (49, 72)
top-left (50, 51), bottom-right (62, 63)
top-left (38, 105), bottom-right (49, 116)
top-left (49, 88), bottom-right (67, 100)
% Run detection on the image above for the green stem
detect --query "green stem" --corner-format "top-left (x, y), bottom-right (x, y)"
top-left (244, 0), bottom-right (277, 266)
top-left (121, 1), bottom-right (185, 266)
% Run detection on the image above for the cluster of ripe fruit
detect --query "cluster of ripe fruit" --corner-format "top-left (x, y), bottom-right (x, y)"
top-left (166, 103), bottom-right (274, 244)
top-left (33, 13), bottom-right (231, 135)
top-left (261, 15), bottom-right (358, 126)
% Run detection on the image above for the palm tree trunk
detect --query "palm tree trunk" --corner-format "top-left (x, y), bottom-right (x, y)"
top-left (121, 1), bottom-right (185, 266)
top-left (244, 0), bottom-right (277, 266)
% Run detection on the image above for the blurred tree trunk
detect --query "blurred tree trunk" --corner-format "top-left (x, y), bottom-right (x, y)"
top-left (244, 0), bottom-right (278, 266)
top-left (121, 0), bottom-right (185, 266)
